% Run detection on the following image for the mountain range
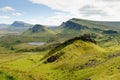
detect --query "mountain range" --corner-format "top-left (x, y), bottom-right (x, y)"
top-left (1, 18), bottom-right (120, 35)
top-left (1, 18), bottom-right (120, 46)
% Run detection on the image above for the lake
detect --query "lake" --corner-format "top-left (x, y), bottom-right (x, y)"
top-left (28, 42), bottom-right (46, 46)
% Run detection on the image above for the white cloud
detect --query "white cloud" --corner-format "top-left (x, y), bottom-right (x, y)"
top-left (12, 12), bottom-right (22, 16)
top-left (27, 12), bottom-right (71, 25)
top-left (29, 0), bottom-right (120, 25)
top-left (0, 6), bottom-right (15, 12)
top-left (40, 12), bottom-right (72, 25)
top-left (0, 16), bottom-right (10, 19)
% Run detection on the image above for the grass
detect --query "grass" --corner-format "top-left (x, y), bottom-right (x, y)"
top-left (0, 46), bottom-right (119, 80)
top-left (0, 34), bottom-right (120, 80)
top-left (0, 52), bottom-right (47, 80)
top-left (0, 70), bottom-right (17, 80)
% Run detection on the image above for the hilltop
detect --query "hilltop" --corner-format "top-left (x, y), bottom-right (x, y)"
top-left (69, 18), bottom-right (120, 31)
top-left (60, 18), bottom-right (120, 34)
top-left (8, 21), bottom-right (33, 33)
top-left (23, 24), bottom-right (55, 37)
top-left (11, 21), bottom-right (33, 28)
top-left (42, 34), bottom-right (105, 64)
top-left (36, 34), bottom-right (120, 80)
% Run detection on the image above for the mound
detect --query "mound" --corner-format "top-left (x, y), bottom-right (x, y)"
top-left (41, 34), bottom-right (106, 71)
top-left (23, 24), bottom-right (55, 37)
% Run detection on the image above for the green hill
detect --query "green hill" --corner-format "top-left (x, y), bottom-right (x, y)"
top-left (69, 18), bottom-right (120, 31)
top-left (23, 24), bottom-right (56, 37)
top-left (43, 34), bottom-right (105, 64)
top-left (37, 35), bottom-right (120, 80)
top-left (8, 21), bottom-right (33, 33)
top-left (0, 34), bottom-right (120, 80)
top-left (60, 18), bottom-right (120, 35)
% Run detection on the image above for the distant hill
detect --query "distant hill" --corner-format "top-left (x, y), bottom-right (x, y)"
top-left (61, 21), bottom-right (88, 30)
top-left (50, 18), bottom-right (120, 47)
top-left (8, 21), bottom-right (33, 34)
top-left (68, 18), bottom-right (120, 31)
top-left (48, 26), bottom-right (58, 30)
top-left (0, 24), bottom-right (9, 29)
top-left (60, 18), bottom-right (120, 32)
top-left (1, 18), bottom-right (120, 44)
top-left (11, 21), bottom-right (33, 28)
top-left (0, 24), bottom-right (9, 27)
top-left (23, 24), bottom-right (55, 37)
top-left (31, 24), bottom-right (51, 33)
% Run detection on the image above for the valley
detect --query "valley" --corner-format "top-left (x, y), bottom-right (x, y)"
top-left (0, 18), bottom-right (120, 80)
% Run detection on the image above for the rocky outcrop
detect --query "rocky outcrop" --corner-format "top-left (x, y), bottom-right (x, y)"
top-left (80, 34), bottom-right (96, 44)
top-left (31, 24), bottom-right (45, 33)
top-left (46, 55), bottom-right (59, 63)
top-left (44, 52), bottom-right (64, 63)
top-left (61, 21), bottom-right (88, 30)
top-left (64, 34), bottom-right (96, 44)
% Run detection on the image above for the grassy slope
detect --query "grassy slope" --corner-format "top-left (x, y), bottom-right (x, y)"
top-left (23, 24), bottom-right (56, 37)
top-left (0, 52), bottom-right (48, 80)
top-left (1, 18), bottom-right (120, 80)
top-left (70, 18), bottom-right (120, 31)
top-left (0, 39), bottom-right (120, 80)
top-left (23, 29), bottom-right (56, 37)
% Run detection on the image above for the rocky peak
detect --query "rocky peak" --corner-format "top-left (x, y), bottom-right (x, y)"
top-left (61, 21), bottom-right (88, 30)
top-left (31, 24), bottom-right (47, 33)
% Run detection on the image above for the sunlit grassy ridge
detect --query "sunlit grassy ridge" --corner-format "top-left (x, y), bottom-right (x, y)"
top-left (0, 40), bottom-right (120, 80)
top-left (34, 39), bottom-right (120, 80)
top-left (0, 35), bottom-right (120, 80)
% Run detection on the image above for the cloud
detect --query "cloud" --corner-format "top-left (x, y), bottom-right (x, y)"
top-left (27, 12), bottom-right (72, 25)
top-left (0, 16), bottom-right (10, 19)
top-left (41, 12), bottom-right (72, 25)
top-left (98, 0), bottom-right (120, 2)
top-left (12, 12), bottom-right (22, 16)
top-left (0, 6), bottom-right (15, 12)
top-left (79, 5), bottom-right (108, 16)
top-left (30, 0), bottom-right (120, 22)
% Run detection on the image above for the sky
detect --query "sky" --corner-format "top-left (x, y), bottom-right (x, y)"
top-left (0, 0), bottom-right (120, 25)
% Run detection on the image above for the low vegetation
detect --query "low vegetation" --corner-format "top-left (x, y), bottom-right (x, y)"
top-left (0, 18), bottom-right (120, 80)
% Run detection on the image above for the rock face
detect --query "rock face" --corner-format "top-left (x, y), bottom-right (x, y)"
top-left (85, 78), bottom-right (91, 80)
top-left (31, 24), bottom-right (47, 33)
top-left (44, 52), bottom-right (64, 63)
top-left (61, 21), bottom-right (88, 30)
top-left (46, 55), bottom-right (59, 63)
top-left (80, 34), bottom-right (96, 44)
top-left (64, 34), bottom-right (96, 44)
